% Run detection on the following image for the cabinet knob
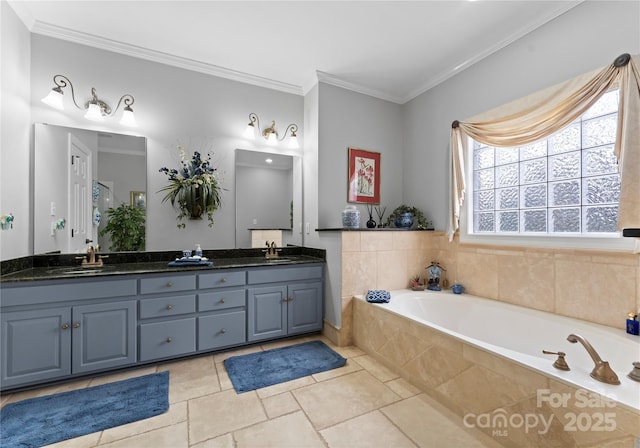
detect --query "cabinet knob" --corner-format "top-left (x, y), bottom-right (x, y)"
top-left (220, 298), bottom-right (225, 304)
top-left (166, 282), bottom-right (173, 288)
top-left (166, 337), bottom-right (172, 343)
top-left (72, 322), bottom-right (80, 328)
top-left (165, 304), bottom-right (173, 310)
top-left (220, 328), bottom-right (226, 334)
top-left (220, 277), bottom-right (227, 283)
top-left (61, 323), bottom-right (69, 330)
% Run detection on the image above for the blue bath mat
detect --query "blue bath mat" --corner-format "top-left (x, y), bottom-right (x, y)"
top-left (0, 371), bottom-right (169, 448)
top-left (224, 340), bottom-right (346, 393)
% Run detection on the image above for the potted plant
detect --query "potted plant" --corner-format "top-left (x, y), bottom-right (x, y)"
top-left (410, 275), bottom-right (423, 290)
top-left (386, 204), bottom-right (432, 229)
top-left (158, 146), bottom-right (224, 228)
top-left (99, 203), bottom-right (145, 251)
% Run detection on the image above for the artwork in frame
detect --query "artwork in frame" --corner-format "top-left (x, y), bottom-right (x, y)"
top-left (130, 191), bottom-right (146, 209)
top-left (348, 148), bottom-right (380, 204)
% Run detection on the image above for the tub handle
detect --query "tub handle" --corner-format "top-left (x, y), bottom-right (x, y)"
top-left (542, 350), bottom-right (570, 371)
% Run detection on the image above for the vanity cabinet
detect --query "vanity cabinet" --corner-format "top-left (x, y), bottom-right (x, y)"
top-left (1, 262), bottom-right (323, 390)
top-left (247, 265), bottom-right (323, 342)
top-left (1, 299), bottom-right (136, 388)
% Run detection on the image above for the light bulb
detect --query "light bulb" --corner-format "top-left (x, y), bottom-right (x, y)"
top-left (119, 107), bottom-right (138, 127)
top-left (266, 132), bottom-right (278, 146)
top-left (288, 134), bottom-right (299, 149)
top-left (243, 123), bottom-right (256, 139)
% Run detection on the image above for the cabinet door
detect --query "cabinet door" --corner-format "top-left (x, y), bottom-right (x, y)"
top-left (1, 308), bottom-right (71, 388)
top-left (247, 285), bottom-right (287, 342)
top-left (72, 301), bottom-right (137, 374)
top-left (288, 282), bottom-right (323, 335)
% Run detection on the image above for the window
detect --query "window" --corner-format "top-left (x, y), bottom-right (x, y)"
top-left (471, 90), bottom-right (620, 236)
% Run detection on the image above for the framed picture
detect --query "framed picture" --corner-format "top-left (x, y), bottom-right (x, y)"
top-left (130, 191), bottom-right (146, 208)
top-left (348, 148), bottom-right (380, 204)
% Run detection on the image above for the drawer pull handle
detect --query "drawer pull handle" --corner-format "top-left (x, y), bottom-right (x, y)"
top-left (220, 328), bottom-right (226, 334)
top-left (166, 305), bottom-right (173, 310)
top-left (220, 298), bottom-right (225, 304)
top-left (166, 337), bottom-right (172, 343)
top-left (284, 297), bottom-right (293, 302)
top-left (73, 322), bottom-right (80, 328)
top-left (166, 282), bottom-right (173, 288)
top-left (61, 323), bottom-right (69, 330)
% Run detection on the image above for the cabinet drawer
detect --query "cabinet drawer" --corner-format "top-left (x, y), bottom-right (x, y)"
top-left (140, 274), bottom-right (196, 295)
top-left (139, 318), bottom-right (196, 361)
top-left (139, 295), bottom-right (196, 319)
top-left (198, 311), bottom-right (246, 351)
top-left (247, 265), bottom-right (323, 284)
top-left (198, 290), bottom-right (245, 312)
top-left (199, 271), bottom-right (245, 289)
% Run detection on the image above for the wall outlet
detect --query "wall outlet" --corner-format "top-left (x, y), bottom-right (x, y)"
top-left (305, 222), bottom-right (310, 234)
top-left (252, 218), bottom-right (257, 225)
top-left (50, 202), bottom-right (56, 216)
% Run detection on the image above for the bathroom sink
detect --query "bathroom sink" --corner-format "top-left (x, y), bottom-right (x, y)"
top-left (47, 265), bottom-right (117, 276)
top-left (264, 258), bottom-right (293, 264)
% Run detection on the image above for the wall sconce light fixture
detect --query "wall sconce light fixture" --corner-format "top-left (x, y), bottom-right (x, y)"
top-left (243, 113), bottom-right (299, 149)
top-left (41, 75), bottom-right (138, 127)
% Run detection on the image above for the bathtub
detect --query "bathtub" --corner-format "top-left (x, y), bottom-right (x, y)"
top-left (357, 289), bottom-right (640, 412)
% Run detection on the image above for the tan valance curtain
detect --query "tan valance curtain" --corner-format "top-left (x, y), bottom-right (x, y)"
top-left (448, 53), bottom-right (640, 248)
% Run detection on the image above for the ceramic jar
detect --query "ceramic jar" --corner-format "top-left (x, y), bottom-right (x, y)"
top-left (342, 205), bottom-right (360, 229)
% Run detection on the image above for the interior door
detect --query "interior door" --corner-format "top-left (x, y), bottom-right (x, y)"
top-left (68, 134), bottom-right (92, 253)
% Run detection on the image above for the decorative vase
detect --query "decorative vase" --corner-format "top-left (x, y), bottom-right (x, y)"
top-left (189, 203), bottom-right (203, 220)
top-left (394, 212), bottom-right (413, 228)
top-left (342, 205), bottom-right (360, 229)
top-left (366, 218), bottom-right (376, 228)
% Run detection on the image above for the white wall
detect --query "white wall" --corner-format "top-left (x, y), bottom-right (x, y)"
top-left (1, 1), bottom-right (31, 260)
top-left (28, 34), bottom-right (303, 254)
top-left (403, 0), bottom-right (640, 231)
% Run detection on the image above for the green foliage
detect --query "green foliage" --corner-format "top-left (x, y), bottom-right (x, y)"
top-left (99, 203), bottom-right (146, 251)
top-left (386, 204), bottom-right (432, 230)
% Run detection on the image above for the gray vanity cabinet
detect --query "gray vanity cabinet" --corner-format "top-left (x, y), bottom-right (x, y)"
top-left (1, 300), bottom-right (136, 388)
top-left (247, 265), bottom-right (323, 342)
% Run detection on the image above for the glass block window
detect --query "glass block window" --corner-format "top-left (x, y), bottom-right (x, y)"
top-left (472, 90), bottom-right (620, 235)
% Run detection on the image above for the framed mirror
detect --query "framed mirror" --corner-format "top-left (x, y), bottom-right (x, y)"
top-left (33, 123), bottom-right (146, 254)
top-left (235, 149), bottom-right (302, 249)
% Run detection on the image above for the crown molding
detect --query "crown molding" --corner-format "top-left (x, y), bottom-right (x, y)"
top-left (28, 20), bottom-right (304, 96)
top-left (314, 71), bottom-right (404, 104)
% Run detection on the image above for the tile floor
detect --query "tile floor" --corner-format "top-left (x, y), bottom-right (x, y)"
top-left (1, 335), bottom-right (503, 448)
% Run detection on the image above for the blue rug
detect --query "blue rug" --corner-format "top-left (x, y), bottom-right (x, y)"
top-left (224, 340), bottom-right (347, 393)
top-left (0, 371), bottom-right (169, 448)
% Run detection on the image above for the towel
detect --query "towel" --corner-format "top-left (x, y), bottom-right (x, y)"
top-left (366, 290), bottom-right (390, 303)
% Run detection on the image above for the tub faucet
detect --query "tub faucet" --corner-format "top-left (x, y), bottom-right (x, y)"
top-left (567, 333), bottom-right (620, 385)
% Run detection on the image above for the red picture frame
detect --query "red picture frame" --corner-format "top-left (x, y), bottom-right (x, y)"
top-left (348, 148), bottom-right (380, 204)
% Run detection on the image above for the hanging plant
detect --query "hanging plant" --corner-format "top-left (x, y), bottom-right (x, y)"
top-left (158, 146), bottom-right (224, 228)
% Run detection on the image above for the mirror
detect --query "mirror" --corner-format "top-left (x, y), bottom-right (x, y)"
top-left (235, 149), bottom-right (302, 248)
top-left (33, 123), bottom-right (146, 254)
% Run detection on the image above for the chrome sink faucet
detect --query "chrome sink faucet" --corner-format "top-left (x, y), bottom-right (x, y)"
top-left (567, 333), bottom-right (620, 385)
top-left (76, 245), bottom-right (109, 267)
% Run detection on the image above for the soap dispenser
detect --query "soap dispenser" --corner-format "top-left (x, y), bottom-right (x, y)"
top-left (195, 244), bottom-right (203, 258)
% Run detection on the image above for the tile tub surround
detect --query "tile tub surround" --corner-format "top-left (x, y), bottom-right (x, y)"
top-left (353, 297), bottom-right (640, 448)
top-left (338, 231), bottom-right (640, 344)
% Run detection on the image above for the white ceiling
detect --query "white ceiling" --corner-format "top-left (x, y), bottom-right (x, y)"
top-left (9, 0), bottom-right (581, 104)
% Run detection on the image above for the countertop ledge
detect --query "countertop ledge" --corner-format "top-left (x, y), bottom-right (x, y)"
top-left (1, 249), bottom-right (326, 284)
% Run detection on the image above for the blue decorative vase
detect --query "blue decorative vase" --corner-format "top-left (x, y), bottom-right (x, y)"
top-left (342, 205), bottom-right (360, 229)
top-left (394, 212), bottom-right (413, 228)
top-left (451, 284), bottom-right (465, 294)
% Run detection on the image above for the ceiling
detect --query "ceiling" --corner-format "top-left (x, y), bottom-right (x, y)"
top-left (9, 0), bottom-right (581, 104)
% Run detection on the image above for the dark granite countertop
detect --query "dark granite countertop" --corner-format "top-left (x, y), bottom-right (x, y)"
top-left (1, 247), bottom-right (325, 284)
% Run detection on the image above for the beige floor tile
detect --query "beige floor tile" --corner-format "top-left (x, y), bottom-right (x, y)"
top-left (212, 345), bottom-right (263, 363)
top-left (312, 359), bottom-right (362, 382)
top-left (157, 356), bottom-right (220, 403)
top-left (3, 378), bottom-right (92, 405)
top-left (255, 376), bottom-right (317, 399)
top-left (188, 389), bottom-right (267, 444)
top-left (293, 370), bottom-right (401, 430)
top-left (352, 354), bottom-right (399, 382)
top-left (380, 394), bottom-right (503, 448)
top-left (233, 410), bottom-right (325, 448)
top-left (99, 420), bottom-right (189, 448)
top-left (99, 401), bottom-right (187, 444)
top-left (261, 391), bottom-right (300, 419)
top-left (190, 433), bottom-right (235, 448)
top-left (330, 345), bottom-right (366, 359)
top-left (88, 366), bottom-right (158, 387)
top-left (215, 362), bottom-right (233, 390)
top-left (320, 410), bottom-right (418, 448)
top-left (385, 377), bottom-right (422, 399)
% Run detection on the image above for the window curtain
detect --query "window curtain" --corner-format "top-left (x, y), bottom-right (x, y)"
top-left (448, 53), bottom-right (640, 250)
